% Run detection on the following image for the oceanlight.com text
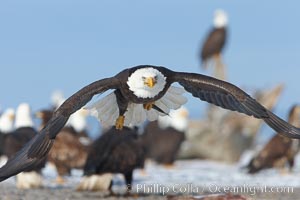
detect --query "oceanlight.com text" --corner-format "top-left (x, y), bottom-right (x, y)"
top-left (133, 183), bottom-right (294, 196)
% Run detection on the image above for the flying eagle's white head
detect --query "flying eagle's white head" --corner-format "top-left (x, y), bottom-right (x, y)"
top-left (15, 103), bottom-right (34, 129)
top-left (213, 9), bottom-right (228, 28)
top-left (0, 108), bottom-right (15, 133)
top-left (127, 67), bottom-right (167, 98)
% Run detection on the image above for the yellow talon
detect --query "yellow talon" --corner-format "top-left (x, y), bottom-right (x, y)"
top-left (143, 102), bottom-right (154, 110)
top-left (115, 115), bottom-right (125, 130)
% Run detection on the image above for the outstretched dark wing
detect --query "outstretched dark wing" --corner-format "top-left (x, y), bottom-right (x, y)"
top-left (170, 71), bottom-right (300, 139)
top-left (0, 77), bottom-right (121, 182)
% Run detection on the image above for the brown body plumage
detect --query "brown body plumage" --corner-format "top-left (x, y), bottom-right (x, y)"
top-left (247, 105), bottom-right (300, 173)
top-left (37, 110), bottom-right (88, 178)
top-left (49, 127), bottom-right (88, 176)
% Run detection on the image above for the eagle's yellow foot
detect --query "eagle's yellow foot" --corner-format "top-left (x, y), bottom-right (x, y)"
top-left (143, 102), bottom-right (154, 110)
top-left (115, 115), bottom-right (125, 130)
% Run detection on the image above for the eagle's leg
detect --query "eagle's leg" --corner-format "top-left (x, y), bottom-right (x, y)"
top-left (115, 115), bottom-right (125, 130)
top-left (287, 156), bottom-right (295, 172)
top-left (143, 102), bottom-right (154, 110)
top-left (124, 171), bottom-right (133, 196)
top-left (114, 90), bottom-right (129, 130)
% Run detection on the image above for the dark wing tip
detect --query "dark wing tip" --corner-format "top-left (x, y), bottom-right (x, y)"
top-left (0, 132), bottom-right (52, 182)
top-left (264, 110), bottom-right (300, 139)
top-left (0, 115), bottom-right (67, 182)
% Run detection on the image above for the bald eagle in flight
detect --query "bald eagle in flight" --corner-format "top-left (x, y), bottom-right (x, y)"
top-left (0, 65), bottom-right (300, 182)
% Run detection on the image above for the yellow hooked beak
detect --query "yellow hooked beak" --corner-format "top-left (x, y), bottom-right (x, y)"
top-left (144, 77), bottom-right (156, 88)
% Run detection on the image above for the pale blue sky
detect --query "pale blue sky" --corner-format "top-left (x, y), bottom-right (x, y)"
top-left (0, 0), bottom-right (300, 125)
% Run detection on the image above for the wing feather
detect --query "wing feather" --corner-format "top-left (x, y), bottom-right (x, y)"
top-left (0, 77), bottom-right (120, 182)
top-left (170, 71), bottom-right (300, 139)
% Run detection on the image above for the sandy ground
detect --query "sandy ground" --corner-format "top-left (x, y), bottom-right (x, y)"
top-left (1, 159), bottom-right (300, 200)
top-left (1, 185), bottom-right (300, 200)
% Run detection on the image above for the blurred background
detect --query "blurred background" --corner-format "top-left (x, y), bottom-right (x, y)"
top-left (1, 0), bottom-right (299, 117)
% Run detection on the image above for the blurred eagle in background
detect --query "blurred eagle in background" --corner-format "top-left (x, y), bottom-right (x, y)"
top-left (246, 104), bottom-right (300, 173)
top-left (36, 109), bottom-right (90, 184)
top-left (142, 107), bottom-right (188, 166)
top-left (200, 9), bottom-right (228, 80)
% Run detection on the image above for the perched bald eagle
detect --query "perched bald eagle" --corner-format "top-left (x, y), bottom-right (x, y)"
top-left (142, 107), bottom-right (188, 165)
top-left (77, 126), bottom-right (145, 193)
top-left (36, 109), bottom-right (89, 183)
top-left (246, 105), bottom-right (300, 173)
top-left (1, 65), bottom-right (300, 182)
top-left (201, 10), bottom-right (228, 72)
top-left (3, 103), bottom-right (46, 189)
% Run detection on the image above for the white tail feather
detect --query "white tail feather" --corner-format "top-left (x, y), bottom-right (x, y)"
top-left (155, 100), bottom-right (170, 115)
top-left (87, 86), bottom-right (187, 127)
top-left (167, 86), bottom-right (186, 95)
top-left (146, 109), bottom-right (159, 121)
top-left (88, 93), bottom-right (119, 126)
top-left (124, 104), bottom-right (134, 126)
top-left (131, 104), bottom-right (146, 125)
top-left (164, 91), bottom-right (188, 108)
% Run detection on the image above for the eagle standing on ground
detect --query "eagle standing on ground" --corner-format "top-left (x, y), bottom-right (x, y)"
top-left (77, 126), bottom-right (145, 193)
top-left (201, 10), bottom-right (228, 74)
top-left (142, 107), bottom-right (188, 166)
top-left (246, 105), bottom-right (300, 173)
top-left (1, 65), bottom-right (300, 182)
